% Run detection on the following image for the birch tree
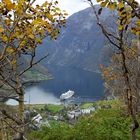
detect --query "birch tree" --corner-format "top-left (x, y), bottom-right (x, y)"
top-left (88, 0), bottom-right (140, 139)
top-left (0, 0), bottom-right (67, 139)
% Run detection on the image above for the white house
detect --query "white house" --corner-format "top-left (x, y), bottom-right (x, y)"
top-left (32, 114), bottom-right (42, 123)
top-left (67, 109), bottom-right (82, 119)
top-left (81, 107), bottom-right (95, 114)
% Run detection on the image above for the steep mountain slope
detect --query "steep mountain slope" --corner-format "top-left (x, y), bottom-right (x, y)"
top-left (37, 6), bottom-right (115, 72)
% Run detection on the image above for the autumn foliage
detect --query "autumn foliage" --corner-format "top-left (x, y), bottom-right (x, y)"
top-left (0, 0), bottom-right (67, 139)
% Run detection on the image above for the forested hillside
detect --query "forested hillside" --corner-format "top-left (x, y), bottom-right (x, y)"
top-left (37, 6), bottom-right (115, 72)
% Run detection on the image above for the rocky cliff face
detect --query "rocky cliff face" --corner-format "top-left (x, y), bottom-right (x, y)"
top-left (37, 6), bottom-right (115, 72)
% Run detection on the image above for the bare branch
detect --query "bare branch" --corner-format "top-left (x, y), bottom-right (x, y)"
top-left (19, 53), bottom-right (49, 76)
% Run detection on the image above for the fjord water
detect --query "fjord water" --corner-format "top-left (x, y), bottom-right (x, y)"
top-left (25, 65), bottom-right (104, 104)
top-left (8, 65), bottom-right (104, 105)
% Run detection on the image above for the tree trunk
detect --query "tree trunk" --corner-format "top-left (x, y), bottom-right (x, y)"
top-left (129, 90), bottom-right (139, 140)
top-left (16, 80), bottom-right (25, 137)
top-left (120, 46), bottom-right (139, 140)
top-left (130, 35), bottom-right (140, 140)
top-left (0, 120), bottom-right (4, 140)
top-left (15, 73), bottom-right (24, 124)
top-left (19, 93), bottom-right (24, 122)
top-left (137, 36), bottom-right (140, 110)
top-left (132, 130), bottom-right (136, 140)
top-left (131, 115), bottom-right (139, 140)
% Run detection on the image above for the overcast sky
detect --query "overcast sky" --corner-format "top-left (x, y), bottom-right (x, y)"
top-left (35, 0), bottom-right (96, 16)
top-left (35, 0), bottom-right (140, 16)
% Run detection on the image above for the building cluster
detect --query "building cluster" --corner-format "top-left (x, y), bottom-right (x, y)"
top-left (67, 107), bottom-right (95, 120)
top-left (24, 90), bottom-right (112, 129)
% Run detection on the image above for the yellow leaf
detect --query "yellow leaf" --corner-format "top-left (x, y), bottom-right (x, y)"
top-left (118, 2), bottom-right (124, 9)
top-left (32, 19), bottom-right (40, 25)
top-left (117, 19), bottom-right (121, 24)
top-left (0, 27), bottom-right (4, 33)
top-left (3, 0), bottom-right (14, 10)
top-left (46, 13), bottom-right (53, 21)
top-left (42, 1), bottom-right (49, 7)
top-left (100, 1), bottom-right (107, 7)
top-left (136, 20), bottom-right (140, 26)
top-left (107, 3), bottom-right (116, 10)
top-left (11, 59), bottom-right (16, 65)
top-left (64, 13), bottom-right (68, 16)
top-left (96, 0), bottom-right (103, 2)
top-left (6, 48), bottom-right (14, 53)
top-left (103, 69), bottom-right (109, 76)
top-left (28, 34), bottom-right (34, 39)
top-left (15, 4), bottom-right (23, 14)
top-left (131, 27), bottom-right (137, 34)
top-left (121, 13), bottom-right (127, 18)
top-left (118, 25), bottom-right (123, 30)
top-left (2, 36), bottom-right (8, 42)
top-left (54, 7), bottom-right (60, 11)
top-left (36, 38), bottom-right (42, 44)
top-left (17, 34), bottom-right (24, 39)
top-left (136, 31), bottom-right (140, 36)
top-left (20, 40), bottom-right (26, 46)
top-left (47, 28), bottom-right (52, 33)
top-left (6, 3), bottom-right (14, 10)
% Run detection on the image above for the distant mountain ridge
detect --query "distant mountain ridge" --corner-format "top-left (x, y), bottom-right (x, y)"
top-left (37, 6), bottom-right (115, 72)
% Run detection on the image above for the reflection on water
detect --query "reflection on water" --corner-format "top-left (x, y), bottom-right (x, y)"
top-left (25, 87), bottom-right (60, 104)
top-left (7, 87), bottom-right (60, 105)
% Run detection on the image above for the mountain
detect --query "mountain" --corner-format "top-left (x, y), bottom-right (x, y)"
top-left (37, 6), bottom-right (115, 72)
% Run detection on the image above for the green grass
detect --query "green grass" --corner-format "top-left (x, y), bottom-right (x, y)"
top-left (25, 104), bottom-right (46, 110)
top-left (28, 99), bottom-right (140, 140)
top-left (45, 104), bottom-right (64, 113)
top-left (80, 99), bottom-right (122, 109)
top-left (80, 102), bottom-right (94, 109)
top-left (24, 70), bottom-right (51, 81)
top-left (25, 104), bottom-right (64, 113)
top-left (95, 99), bottom-right (123, 109)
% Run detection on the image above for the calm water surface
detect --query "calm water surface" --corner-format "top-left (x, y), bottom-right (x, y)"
top-left (8, 65), bottom-right (104, 105)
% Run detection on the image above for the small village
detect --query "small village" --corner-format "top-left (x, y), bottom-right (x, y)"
top-left (24, 90), bottom-right (112, 130)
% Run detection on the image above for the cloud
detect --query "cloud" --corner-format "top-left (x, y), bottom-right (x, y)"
top-left (35, 0), bottom-right (140, 16)
top-left (57, 0), bottom-right (90, 15)
top-left (35, 0), bottom-right (90, 15)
